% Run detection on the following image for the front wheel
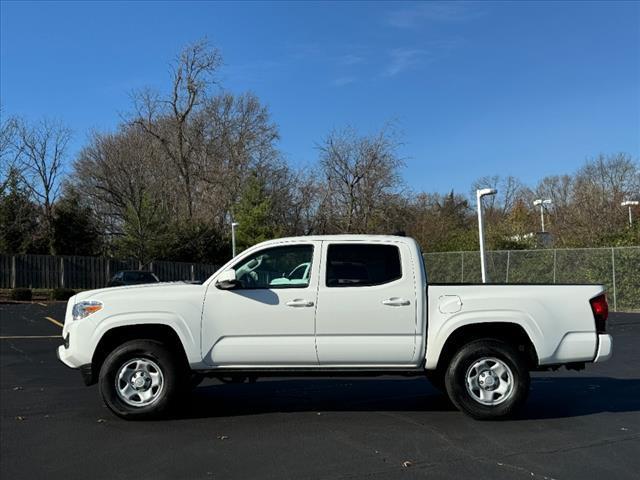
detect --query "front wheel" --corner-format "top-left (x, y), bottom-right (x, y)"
top-left (99, 340), bottom-right (187, 419)
top-left (445, 339), bottom-right (530, 420)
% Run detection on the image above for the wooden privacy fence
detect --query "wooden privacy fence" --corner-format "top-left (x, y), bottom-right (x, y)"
top-left (0, 254), bottom-right (219, 290)
top-left (2, 247), bottom-right (638, 311)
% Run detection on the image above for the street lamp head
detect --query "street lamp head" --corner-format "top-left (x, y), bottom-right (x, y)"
top-left (231, 222), bottom-right (239, 227)
top-left (477, 188), bottom-right (497, 198)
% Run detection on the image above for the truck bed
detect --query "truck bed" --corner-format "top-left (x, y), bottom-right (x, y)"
top-left (424, 283), bottom-right (607, 369)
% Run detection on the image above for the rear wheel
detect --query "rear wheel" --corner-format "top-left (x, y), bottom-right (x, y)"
top-left (99, 340), bottom-right (187, 419)
top-left (445, 339), bottom-right (530, 420)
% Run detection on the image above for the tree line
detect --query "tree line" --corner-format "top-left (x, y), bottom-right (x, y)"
top-left (1, 40), bottom-right (638, 266)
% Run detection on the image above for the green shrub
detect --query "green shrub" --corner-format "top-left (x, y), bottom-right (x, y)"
top-left (10, 288), bottom-right (32, 301)
top-left (49, 288), bottom-right (76, 301)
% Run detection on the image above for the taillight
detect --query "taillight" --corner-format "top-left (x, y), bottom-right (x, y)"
top-left (590, 294), bottom-right (608, 333)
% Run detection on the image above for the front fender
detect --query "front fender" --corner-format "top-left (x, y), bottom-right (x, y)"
top-left (90, 311), bottom-right (200, 364)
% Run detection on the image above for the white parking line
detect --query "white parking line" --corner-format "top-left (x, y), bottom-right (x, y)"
top-left (44, 316), bottom-right (64, 328)
top-left (0, 335), bottom-right (61, 339)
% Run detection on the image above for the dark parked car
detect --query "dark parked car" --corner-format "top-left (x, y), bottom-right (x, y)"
top-left (107, 270), bottom-right (160, 287)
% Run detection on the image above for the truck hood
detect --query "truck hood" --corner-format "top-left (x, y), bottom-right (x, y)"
top-left (73, 281), bottom-right (203, 303)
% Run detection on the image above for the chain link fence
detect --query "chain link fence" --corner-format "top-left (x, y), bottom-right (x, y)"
top-left (424, 246), bottom-right (640, 312)
top-left (1, 247), bottom-right (638, 311)
top-left (0, 254), bottom-right (219, 290)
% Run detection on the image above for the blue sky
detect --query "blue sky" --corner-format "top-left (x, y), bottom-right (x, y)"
top-left (1, 0), bottom-right (638, 195)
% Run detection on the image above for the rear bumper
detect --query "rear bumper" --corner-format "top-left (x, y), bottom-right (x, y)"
top-left (594, 334), bottom-right (613, 363)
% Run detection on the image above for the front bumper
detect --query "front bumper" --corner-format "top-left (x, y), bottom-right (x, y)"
top-left (57, 345), bottom-right (95, 385)
top-left (593, 334), bottom-right (613, 363)
top-left (57, 343), bottom-right (83, 368)
top-left (56, 297), bottom-right (98, 385)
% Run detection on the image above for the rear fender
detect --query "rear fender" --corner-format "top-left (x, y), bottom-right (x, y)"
top-left (425, 310), bottom-right (542, 370)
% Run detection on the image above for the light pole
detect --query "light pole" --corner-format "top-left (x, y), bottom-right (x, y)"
top-left (476, 188), bottom-right (497, 284)
top-left (231, 222), bottom-right (239, 258)
top-left (621, 200), bottom-right (639, 227)
top-left (533, 199), bottom-right (552, 232)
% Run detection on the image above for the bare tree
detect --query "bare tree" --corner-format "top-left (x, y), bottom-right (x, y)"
top-left (131, 39), bottom-right (222, 220)
top-left (472, 175), bottom-right (529, 215)
top-left (199, 92), bottom-right (280, 227)
top-left (529, 153), bottom-right (640, 247)
top-left (533, 174), bottom-right (574, 245)
top-left (404, 191), bottom-right (477, 251)
top-left (74, 126), bottom-right (170, 254)
top-left (317, 125), bottom-right (404, 233)
top-left (570, 153), bottom-right (639, 245)
top-left (281, 169), bottom-right (324, 235)
top-left (14, 118), bottom-right (71, 252)
top-left (0, 109), bottom-right (20, 193)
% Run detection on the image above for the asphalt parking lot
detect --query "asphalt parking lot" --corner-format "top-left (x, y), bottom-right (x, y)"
top-left (1, 303), bottom-right (639, 480)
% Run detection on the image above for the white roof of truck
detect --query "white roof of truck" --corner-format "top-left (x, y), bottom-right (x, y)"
top-left (255, 234), bottom-right (417, 247)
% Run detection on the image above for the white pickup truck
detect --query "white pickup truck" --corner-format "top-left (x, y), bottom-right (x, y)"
top-left (57, 235), bottom-right (612, 420)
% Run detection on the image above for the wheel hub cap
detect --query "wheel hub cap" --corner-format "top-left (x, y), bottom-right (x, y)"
top-left (115, 358), bottom-right (164, 408)
top-left (465, 357), bottom-right (514, 406)
top-left (478, 370), bottom-right (497, 389)
top-left (131, 371), bottom-right (151, 390)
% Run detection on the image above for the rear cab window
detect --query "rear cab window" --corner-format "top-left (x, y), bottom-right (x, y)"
top-left (325, 243), bottom-right (402, 287)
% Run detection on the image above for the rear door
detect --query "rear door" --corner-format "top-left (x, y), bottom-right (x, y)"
top-left (315, 241), bottom-right (418, 366)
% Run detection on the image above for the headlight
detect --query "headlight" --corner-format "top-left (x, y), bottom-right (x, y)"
top-left (72, 300), bottom-right (103, 321)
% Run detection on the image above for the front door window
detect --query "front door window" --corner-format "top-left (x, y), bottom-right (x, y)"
top-left (233, 245), bottom-right (313, 289)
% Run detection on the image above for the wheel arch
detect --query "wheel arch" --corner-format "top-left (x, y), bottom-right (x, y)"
top-left (89, 324), bottom-right (190, 386)
top-left (432, 322), bottom-right (539, 373)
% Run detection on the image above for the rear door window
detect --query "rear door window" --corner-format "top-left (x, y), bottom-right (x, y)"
top-left (326, 244), bottom-right (402, 287)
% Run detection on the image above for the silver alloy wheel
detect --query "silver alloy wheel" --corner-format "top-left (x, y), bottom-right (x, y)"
top-left (115, 358), bottom-right (164, 407)
top-left (465, 357), bottom-right (514, 406)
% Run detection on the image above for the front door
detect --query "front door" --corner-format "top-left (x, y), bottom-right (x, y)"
top-left (315, 241), bottom-right (418, 366)
top-left (202, 242), bottom-right (320, 367)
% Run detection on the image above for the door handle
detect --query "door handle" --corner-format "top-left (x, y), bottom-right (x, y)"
top-left (286, 299), bottom-right (314, 307)
top-left (382, 297), bottom-right (410, 307)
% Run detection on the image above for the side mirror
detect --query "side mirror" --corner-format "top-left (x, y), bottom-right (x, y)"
top-left (215, 269), bottom-right (240, 290)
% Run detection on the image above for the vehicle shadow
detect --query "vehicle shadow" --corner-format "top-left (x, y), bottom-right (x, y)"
top-left (175, 376), bottom-right (640, 420)
top-left (521, 376), bottom-right (640, 420)
top-left (231, 289), bottom-right (280, 305)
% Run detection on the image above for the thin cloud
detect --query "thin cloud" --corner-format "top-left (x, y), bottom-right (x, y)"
top-left (331, 76), bottom-right (357, 87)
top-left (337, 54), bottom-right (365, 66)
top-left (222, 59), bottom-right (286, 84)
top-left (383, 48), bottom-right (429, 77)
top-left (388, 1), bottom-right (479, 28)
top-left (381, 39), bottom-right (462, 78)
top-left (287, 42), bottom-right (324, 60)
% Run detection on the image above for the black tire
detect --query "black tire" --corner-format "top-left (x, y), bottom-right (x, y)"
top-left (445, 338), bottom-right (530, 420)
top-left (99, 339), bottom-right (188, 420)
